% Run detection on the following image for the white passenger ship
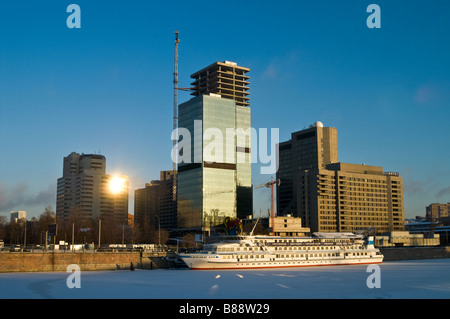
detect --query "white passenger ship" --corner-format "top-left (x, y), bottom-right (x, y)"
top-left (177, 233), bottom-right (383, 270)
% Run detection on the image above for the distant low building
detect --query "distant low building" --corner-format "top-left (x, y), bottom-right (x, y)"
top-left (426, 203), bottom-right (450, 221)
top-left (269, 215), bottom-right (310, 237)
top-left (376, 230), bottom-right (440, 247)
top-left (405, 219), bottom-right (450, 245)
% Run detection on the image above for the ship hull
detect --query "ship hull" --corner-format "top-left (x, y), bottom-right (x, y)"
top-left (178, 255), bottom-right (383, 270)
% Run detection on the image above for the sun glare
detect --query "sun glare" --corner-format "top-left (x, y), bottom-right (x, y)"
top-left (109, 176), bottom-right (126, 194)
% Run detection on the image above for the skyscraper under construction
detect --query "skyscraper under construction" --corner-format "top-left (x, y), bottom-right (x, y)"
top-left (176, 61), bottom-right (252, 230)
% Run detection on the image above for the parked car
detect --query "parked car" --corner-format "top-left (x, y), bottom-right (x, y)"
top-left (10, 245), bottom-right (21, 252)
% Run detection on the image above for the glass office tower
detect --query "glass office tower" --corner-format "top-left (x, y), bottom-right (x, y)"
top-left (177, 94), bottom-right (252, 229)
top-left (235, 105), bottom-right (252, 218)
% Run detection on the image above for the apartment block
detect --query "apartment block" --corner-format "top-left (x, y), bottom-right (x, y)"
top-left (56, 152), bottom-right (128, 225)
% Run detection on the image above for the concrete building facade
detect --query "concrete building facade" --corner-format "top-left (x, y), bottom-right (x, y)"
top-left (134, 170), bottom-right (177, 231)
top-left (298, 163), bottom-right (405, 234)
top-left (269, 215), bottom-right (310, 237)
top-left (56, 152), bottom-right (129, 225)
top-left (426, 203), bottom-right (450, 221)
top-left (190, 61), bottom-right (250, 107)
top-left (277, 123), bottom-right (405, 234)
top-left (277, 121), bottom-right (338, 217)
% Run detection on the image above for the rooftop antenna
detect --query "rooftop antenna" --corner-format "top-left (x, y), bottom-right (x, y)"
top-left (172, 31), bottom-right (180, 201)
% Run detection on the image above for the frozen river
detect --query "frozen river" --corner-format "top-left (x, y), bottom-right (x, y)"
top-left (1, 259), bottom-right (449, 299)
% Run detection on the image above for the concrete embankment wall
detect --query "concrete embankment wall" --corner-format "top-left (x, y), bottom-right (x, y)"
top-left (381, 246), bottom-right (450, 261)
top-left (1, 248), bottom-right (450, 272)
top-left (0, 251), bottom-right (170, 273)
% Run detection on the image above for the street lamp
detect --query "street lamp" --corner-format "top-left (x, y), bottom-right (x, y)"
top-left (156, 214), bottom-right (161, 249)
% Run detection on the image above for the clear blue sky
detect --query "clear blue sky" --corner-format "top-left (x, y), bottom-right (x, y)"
top-left (1, 0), bottom-right (449, 220)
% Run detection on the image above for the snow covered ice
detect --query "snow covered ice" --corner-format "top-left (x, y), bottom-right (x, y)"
top-left (1, 259), bottom-right (449, 299)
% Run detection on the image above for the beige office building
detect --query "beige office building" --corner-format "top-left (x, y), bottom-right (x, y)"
top-left (277, 123), bottom-right (405, 234)
top-left (297, 163), bottom-right (404, 234)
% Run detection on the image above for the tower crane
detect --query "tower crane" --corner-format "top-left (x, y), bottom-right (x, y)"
top-left (172, 30), bottom-right (197, 203)
top-left (255, 177), bottom-right (281, 235)
top-left (173, 31), bottom-right (179, 202)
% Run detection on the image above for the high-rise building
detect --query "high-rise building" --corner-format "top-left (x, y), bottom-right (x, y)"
top-left (277, 121), bottom-right (338, 216)
top-left (134, 170), bottom-right (177, 231)
top-left (277, 123), bottom-right (405, 234)
top-left (298, 163), bottom-right (405, 233)
top-left (56, 152), bottom-right (128, 225)
top-left (176, 61), bottom-right (252, 230)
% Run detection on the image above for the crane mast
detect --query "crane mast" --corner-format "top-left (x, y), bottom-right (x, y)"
top-left (255, 177), bottom-right (281, 235)
top-left (173, 31), bottom-right (179, 201)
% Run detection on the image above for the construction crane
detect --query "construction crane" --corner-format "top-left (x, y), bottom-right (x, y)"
top-left (172, 31), bottom-right (180, 202)
top-left (255, 177), bottom-right (281, 235)
top-left (172, 31), bottom-right (197, 201)
top-left (172, 31), bottom-right (198, 197)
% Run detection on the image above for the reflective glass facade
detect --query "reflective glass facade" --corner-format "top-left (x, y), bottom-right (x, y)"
top-left (235, 105), bottom-right (252, 218)
top-left (177, 95), bottom-right (252, 229)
